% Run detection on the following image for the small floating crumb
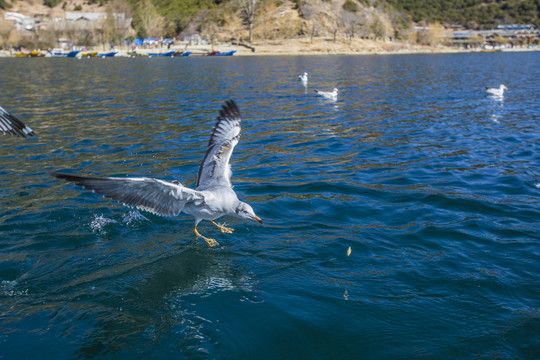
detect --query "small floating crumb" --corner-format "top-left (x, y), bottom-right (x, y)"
top-left (347, 247), bottom-right (352, 256)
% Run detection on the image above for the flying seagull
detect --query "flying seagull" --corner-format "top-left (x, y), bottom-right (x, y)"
top-left (52, 100), bottom-right (262, 246)
top-left (315, 88), bottom-right (338, 100)
top-left (0, 106), bottom-right (35, 138)
top-left (485, 84), bottom-right (507, 97)
top-left (298, 72), bottom-right (308, 87)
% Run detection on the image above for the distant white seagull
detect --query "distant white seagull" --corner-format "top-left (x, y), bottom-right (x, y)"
top-left (52, 100), bottom-right (262, 247)
top-left (315, 88), bottom-right (338, 100)
top-left (0, 106), bottom-right (34, 138)
top-left (298, 72), bottom-right (308, 87)
top-left (486, 84), bottom-right (507, 97)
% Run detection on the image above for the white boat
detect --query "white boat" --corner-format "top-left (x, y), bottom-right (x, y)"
top-left (50, 48), bottom-right (80, 57)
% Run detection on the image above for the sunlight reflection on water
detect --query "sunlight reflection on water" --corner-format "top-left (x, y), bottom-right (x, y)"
top-left (0, 52), bottom-right (539, 359)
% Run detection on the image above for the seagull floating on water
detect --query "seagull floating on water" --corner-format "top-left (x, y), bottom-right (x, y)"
top-left (52, 100), bottom-right (262, 247)
top-left (486, 84), bottom-right (507, 97)
top-left (315, 88), bottom-right (338, 100)
top-left (0, 106), bottom-right (34, 138)
top-left (298, 72), bottom-right (308, 87)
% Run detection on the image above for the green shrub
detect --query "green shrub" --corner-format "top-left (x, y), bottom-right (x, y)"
top-left (0, 0), bottom-right (11, 10)
top-left (44, 0), bottom-right (63, 7)
top-left (343, 0), bottom-right (359, 13)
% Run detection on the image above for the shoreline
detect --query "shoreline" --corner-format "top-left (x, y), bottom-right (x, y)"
top-left (232, 47), bottom-right (540, 56)
top-left (225, 38), bottom-right (539, 56)
top-left (1, 37), bottom-right (538, 58)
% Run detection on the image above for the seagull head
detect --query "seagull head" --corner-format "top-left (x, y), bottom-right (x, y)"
top-left (501, 85), bottom-right (508, 91)
top-left (235, 201), bottom-right (263, 224)
top-left (333, 88), bottom-right (339, 94)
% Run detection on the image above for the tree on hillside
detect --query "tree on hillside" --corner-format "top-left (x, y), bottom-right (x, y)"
top-left (73, 25), bottom-right (97, 47)
top-left (102, 0), bottom-right (133, 44)
top-left (0, 20), bottom-right (19, 49)
top-left (136, 0), bottom-right (166, 38)
top-left (370, 13), bottom-right (394, 40)
top-left (257, 0), bottom-right (270, 42)
top-left (340, 1), bottom-right (364, 42)
top-left (370, 14), bottom-right (385, 40)
top-left (330, 12), bottom-right (340, 42)
top-left (199, 8), bottom-right (225, 44)
top-left (103, 3), bottom-right (119, 44)
top-left (300, 0), bottom-right (323, 43)
top-left (389, 11), bottom-right (411, 41)
top-left (152, 0), bottom-right (221, 35)
top-left (239, 0), bottom-right (258, 42)
top-left (200, 22), bottom-right (218, 45)
top-left (415, 22), bottom-right (445, 46)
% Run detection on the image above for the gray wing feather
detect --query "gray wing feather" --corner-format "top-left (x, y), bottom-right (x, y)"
top-left (197, 100), bottom-right (241, 189)
top-left (0, 106), bottom-right (35, 138)
top-left (52, 173), bottom-right (204, 216)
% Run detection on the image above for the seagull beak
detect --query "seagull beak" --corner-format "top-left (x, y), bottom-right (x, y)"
top-left (251, 215), bottom-right (263, 224)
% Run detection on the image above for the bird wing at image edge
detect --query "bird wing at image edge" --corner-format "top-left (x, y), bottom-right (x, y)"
top-left (0, 107), bottom-right (35, 138)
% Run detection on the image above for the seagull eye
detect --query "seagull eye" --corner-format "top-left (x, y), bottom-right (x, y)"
top-left (237, 209), bottom-right (248, 216)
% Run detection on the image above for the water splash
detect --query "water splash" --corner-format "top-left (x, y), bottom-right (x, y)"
top-left (0, 280), bottom-right (28, 297)
top-left (90, 214), bottom-right (118, 235)
top-left (122, 210), bottom-right (149, 226)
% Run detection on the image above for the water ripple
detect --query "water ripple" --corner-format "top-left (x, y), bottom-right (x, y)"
top-left (0, 53), bottom-right (539, 359)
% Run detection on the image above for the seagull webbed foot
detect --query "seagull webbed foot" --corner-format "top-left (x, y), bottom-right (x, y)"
top-left (194, 227), bottom-right (220, 247)
top-left (210, 220), bottom-right (234, 234)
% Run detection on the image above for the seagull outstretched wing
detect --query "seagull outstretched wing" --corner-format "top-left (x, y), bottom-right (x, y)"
top-left (197, 100), bottom-right (242, 189)
top-left (51, 173), bottom-right (205, 216)
top-left (0, 106), bottom-right (34, 138)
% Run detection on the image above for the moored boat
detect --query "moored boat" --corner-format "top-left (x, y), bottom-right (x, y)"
top-left (30, 50), bottom-right (46, 57)
top-left (50, 48), bottom-right (80, 57)
top-left (80, 51), bottom-right (98, 57)
top-left (66, 50), bottom-right (80, 57)
top-left (97, 51), bottom-right (117, 57)
top-left (50, 48), bottom-right (64, 56)
top-left (208, 50), bottom-right (236, 56)
top-left (148, 51), bottom-right (175, 57)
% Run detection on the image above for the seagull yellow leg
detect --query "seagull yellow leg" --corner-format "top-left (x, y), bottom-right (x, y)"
top-left (210, 220), bottom-right (234, 234)
top-left (194, 226), bottom-right (219, 247)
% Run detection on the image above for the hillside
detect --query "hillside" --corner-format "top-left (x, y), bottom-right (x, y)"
top-left (148, 0), bottom-right (540, 33)
top-left (385, 0), bottom-right (540, 28)
top-left (1, 0), bottom-right (106, 14)
top-left (1, 0), bottom-right (538, 45)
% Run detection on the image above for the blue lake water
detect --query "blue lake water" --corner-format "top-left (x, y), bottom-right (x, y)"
top-left (0, 52), bottom-right (539, 359)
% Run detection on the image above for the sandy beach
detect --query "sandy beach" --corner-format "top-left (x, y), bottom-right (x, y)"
top-left (1, 37), bottom-right (537, 58)
top-left (165, 37), bottom-right (448, 56)
top-left (230, 38), bottom-right (445, 55)
top-left (140, 37), bottom-right (538, 57)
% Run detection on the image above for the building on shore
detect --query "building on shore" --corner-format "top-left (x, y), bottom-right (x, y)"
top-left (448, 24), bottom-right (539, 49)
top-left (2, 9), bottom-right (132, 49)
